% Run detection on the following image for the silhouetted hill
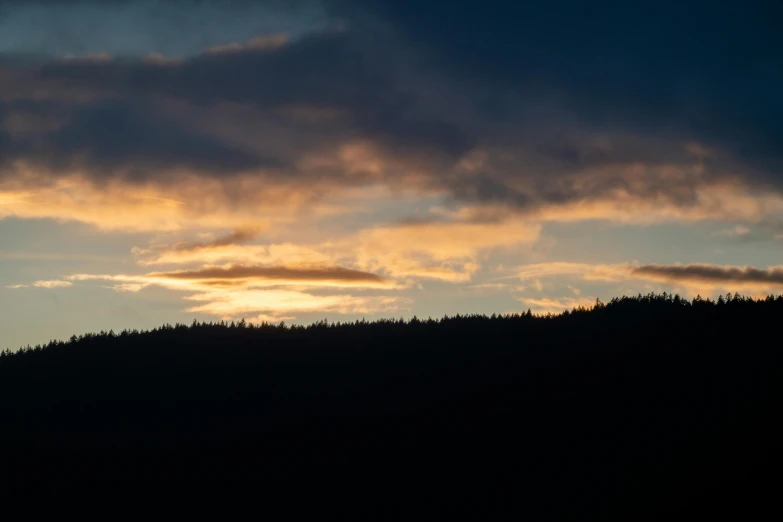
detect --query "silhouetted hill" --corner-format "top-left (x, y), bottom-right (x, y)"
top-left (1, 293), bottom-right (781, 516)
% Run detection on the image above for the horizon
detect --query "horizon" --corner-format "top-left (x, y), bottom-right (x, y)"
top-left (4, 290), bottom-right (774, 351)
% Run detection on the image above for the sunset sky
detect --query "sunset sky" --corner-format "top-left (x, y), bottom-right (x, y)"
top-left (1, 0), bottom-right (781, 349)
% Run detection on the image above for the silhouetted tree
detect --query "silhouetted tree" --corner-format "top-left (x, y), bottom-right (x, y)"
top-left (1, 292), bottom-right (781, 516)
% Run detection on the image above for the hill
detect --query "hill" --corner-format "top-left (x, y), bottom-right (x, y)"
top-left (1, 293), bottom-right (781, 515)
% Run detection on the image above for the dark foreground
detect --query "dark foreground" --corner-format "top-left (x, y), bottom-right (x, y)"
top-left (1, 294), bottom-right (780, 516)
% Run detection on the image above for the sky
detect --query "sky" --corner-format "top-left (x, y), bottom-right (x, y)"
top-left (1, 0), bottom-right (782, 349)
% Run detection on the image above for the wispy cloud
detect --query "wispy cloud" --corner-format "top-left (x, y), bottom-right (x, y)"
top-left (65, 262), bottom-right (408, 321)
top-left (714, 225), bottom-right (752, 237)
top-left (515, 261), bottom-right (783, 297)
top-left (33, 280), bottom-right (73, 288)
top-left (7, 280), bottom-right (73, 289)
top-left (169, 228), bottom-right (262, 252)
top-left (133, 241), bottom-right (333, 267)
top-left (69, 263), bottom-right (399, 290)
top-left (516, 296), bottom-right (597, 315)
top-left (630, 264), bottom-right (783, 287)
top-left (348, 218), bottom-right (541, 282)
top-left (183, 289), bottom-right (410, 319)
top-left (516, 262), bottom-right (630, 282)
top-left (204, 34), bottom-right (289, 55)
top-left (145, 264), bottom-right (398, 288)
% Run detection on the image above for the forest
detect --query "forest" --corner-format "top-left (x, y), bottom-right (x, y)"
top-left (1, 292), bottom-right (780, 515)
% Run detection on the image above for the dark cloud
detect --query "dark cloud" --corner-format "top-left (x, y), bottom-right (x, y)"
top-left (172, 229), bottom-right (261, 251)
top-left (0, 0), bottom-right (781, 213)
top-left (0, 99), bottom-right (269, 180)
top-left (36, 28), bottom-right (475, 159)
top-left (148, 264), bottom-right (392, 285)
top-left (632, 264), bottom-right (783, 286)
top-left (325, 0), bottom-right (783, 195)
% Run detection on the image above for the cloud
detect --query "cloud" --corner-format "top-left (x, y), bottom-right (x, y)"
top-left (70, 263), bottom-right (398, 290)
top-left (204, 34), bottom-right (289, 55)
top-left (183, 288), bottom-right (410, 319)
top-left (0, 4), bottom-right (776, 234)
top-left (68, 267), bottom-right (409, 320)
top-left (349, 217), bottom-right (541, 282)
top-left (7, 280), bottom-right (73, 288)
top-left (129, 211), bottom-right (541, 284)
top-left (108, 283), bottom-right (147, 293)
top-left (337, 1), bottom-right (782, 177)
top-left (358, 219), bottom-right (541, 260)
top-left (145, 264), bottom-right (396, 288)
top-left (33, 279), bottom-right (73, 288)
top-left (2, 100), bottom-right (270, 181)
top-left (66, 260), bottom-right (409, 320)
top-left (630, 264), bottom-right (783, 287)
top-left (252, 313), bottom-right (296, 324)
top-left (130, 212), bottom-right (542, 281)
top-left (21, 27), bottom-right (473, 180)
top-left (0, 0), bottom-right (780, 238)
top-left (134, 241), bottom-right (333, 266)
top-left (516, 296), bottom-right (597, 315)
top-left (516, 262), bottom-right (629, 283)
top-left (714, 225), bottom-right (752, 237)
top-left (0, 173), bottom-right (359, 232)
top-left (515, 261), bottom-right (783, 297)
top-left (53, 210), bottom-right (545, 319)
top-left (170, 228), bottom-right (262, 252)
top-left (467, 283), bottom-right (511, 291)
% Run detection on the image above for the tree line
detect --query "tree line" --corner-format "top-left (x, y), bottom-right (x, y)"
top-left (0, 292), bottom-right (781, 516)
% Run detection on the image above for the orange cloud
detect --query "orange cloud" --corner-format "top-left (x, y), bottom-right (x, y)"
top-left (169, 228), bottom-right (262, 251)
top-left (69, 263), bottom-right (399, 290)
top-left (347, 218), bottom-right (542, 282)
top-left (251, 314), bottom-right (297, 324)
top-left (516, 262), bottom-right (630, 282)
top-left (133, 242), bottom-right (332, 267)
top-left (516, 296), bottom-right (598, 315)
top-left (145, 264), bottom-right (398, 289)
top-left (183, 289), bottom-right (410, 318)
top-left (7, 280), bottom-right (72, 289)
top-left (33, 280), bottom-right (73, 288)
top-left (0, 174), bottom-right (242, 232)
top-left (133, 212), bottom-right (542, 284)
top-left (5, 152), bottom-right (783, 241)
top-left (65, 263), bottom-right (410, 320)
top-left (0, 160), bottom-right (445, 238)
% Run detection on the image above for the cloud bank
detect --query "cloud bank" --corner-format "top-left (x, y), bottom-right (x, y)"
top-left (0, 0), bottom-right (779, 235)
